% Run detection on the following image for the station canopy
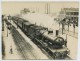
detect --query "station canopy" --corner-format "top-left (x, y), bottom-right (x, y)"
top-left (20, 13), bottom-right (59, 30)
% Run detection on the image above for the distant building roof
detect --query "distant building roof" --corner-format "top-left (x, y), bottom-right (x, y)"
top-left (60, 8), bottom-right (79, 14)
top-left (62, 8), bottom-right (79, 12)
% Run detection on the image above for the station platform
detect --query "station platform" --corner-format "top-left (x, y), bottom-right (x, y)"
top-left (2, 20), bottom-right (50, 60)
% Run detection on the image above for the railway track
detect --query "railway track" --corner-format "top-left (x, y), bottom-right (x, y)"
top-left (11, 27), bottom-right (28, 59)
top-left (11, 26), bottom-right (38, 59)
top-left (10, 21), bottom-right (71, 60)
top-left (3, 18), bottom-right (72, 60)
top-left (12, 26), bottom-right (71, 60)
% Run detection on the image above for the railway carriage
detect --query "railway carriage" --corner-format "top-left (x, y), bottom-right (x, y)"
top-left (11, 16), bottom-right (70, 59)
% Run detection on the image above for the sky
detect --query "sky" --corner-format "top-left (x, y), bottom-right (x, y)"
top-left (2, 1), bottom-right (79, 15)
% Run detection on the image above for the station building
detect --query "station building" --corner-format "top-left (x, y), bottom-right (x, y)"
top-left (59, 8), bottom-right (79, 26)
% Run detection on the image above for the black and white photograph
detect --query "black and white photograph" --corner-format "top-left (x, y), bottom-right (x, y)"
top-left (2, 1), bottom-right (79, 60)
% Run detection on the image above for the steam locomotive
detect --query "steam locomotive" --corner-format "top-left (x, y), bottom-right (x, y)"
top-left (12, 16), bottom-right (70, 59)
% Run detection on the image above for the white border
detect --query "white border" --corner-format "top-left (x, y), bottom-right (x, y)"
top-left (77, 0), bottom-right (80, 61)
top-left (0, 0), bottom-right (2, 60)
top-left (0, 0), bottom-right (79, 61)
top-left (2, 0), bottom-right (79, 1)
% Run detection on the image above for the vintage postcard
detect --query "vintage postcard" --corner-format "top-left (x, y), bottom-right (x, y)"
top-left (2, 1), bottom-right (79, 60)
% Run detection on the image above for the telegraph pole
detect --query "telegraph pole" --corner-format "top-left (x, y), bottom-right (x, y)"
top-left (45, 3), bottom-right (50, 15)
top-left (47, 3), bottom-right (48, 14)
top-left (48, 3), bottom-right (50, 15)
